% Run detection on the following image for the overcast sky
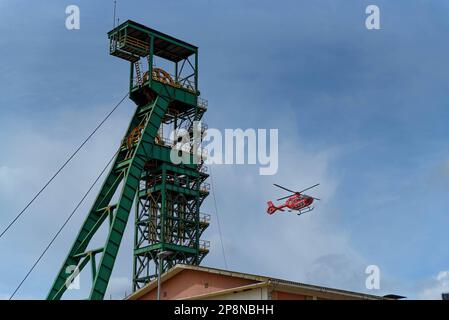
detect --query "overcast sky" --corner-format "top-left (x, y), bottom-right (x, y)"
top-left (1, 0), bottom-right (449, 299)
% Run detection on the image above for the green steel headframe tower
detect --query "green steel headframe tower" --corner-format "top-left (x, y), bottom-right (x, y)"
top-left (47, 20), bottom-right (210, 300)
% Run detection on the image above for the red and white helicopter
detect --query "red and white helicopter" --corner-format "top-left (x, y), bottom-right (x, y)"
top-left (267, 183), bottom-right (320, 216)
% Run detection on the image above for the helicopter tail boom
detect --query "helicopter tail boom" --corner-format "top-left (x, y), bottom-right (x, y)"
top-left (267, 201), bottom-right (284, 214)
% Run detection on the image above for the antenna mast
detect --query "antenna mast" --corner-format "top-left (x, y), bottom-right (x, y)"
top-left (113, 1), bottom-right (117, 28)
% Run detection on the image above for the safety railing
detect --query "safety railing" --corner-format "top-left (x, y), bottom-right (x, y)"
top-left (132, 66), bottom-right (197, 93)
top-left (199, 213), bottom-right (211, 224)
top-left (123, 36), bottom-right (149, 51)
top-left (154, 136), bottom-right (174, 147)
top-left (198, 97), bottom-right (208, 110)
top-left (199, 240), bottom-right (210, 251)
top-left (113, 35), bottom-right (149, 53)
top-left (200, 182), bottom-right (210, 193)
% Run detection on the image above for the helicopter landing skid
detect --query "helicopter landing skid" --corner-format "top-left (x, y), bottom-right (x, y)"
top-left (296, 206), bottom-right (314, 216)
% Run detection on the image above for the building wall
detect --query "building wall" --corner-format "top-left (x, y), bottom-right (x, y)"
top-left (139, 269), bottom-right (258, 300)
top-left (203, 287), bottom-right (269, 300)
top-left (272, 291), bottom-right (308, 300)
top-left (131, 266), bottom-right (386, 300)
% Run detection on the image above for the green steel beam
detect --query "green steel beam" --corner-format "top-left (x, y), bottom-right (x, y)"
top-left (138, 184), bottom-right (199, 198)
top-left (47, 95), bottom-right (169, 300)
top-left (50, 22), bottom-right (209, 299)
top-left (134, 243), bottom-right (196, 256)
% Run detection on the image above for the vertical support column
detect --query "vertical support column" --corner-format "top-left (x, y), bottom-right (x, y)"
top-left (175, 62), bottom-right (179, 83)
top-left (129, 62), bottom-right (134, 92)
top-left (194, 50), bottom-right (198, 92)
top-left (161, 164), bottom-right (167, 249)
top-left (132, 192), bottom-right (139, 291)
top-left (195, 176), bottom-right (200, 264)
top-left (148, 35), bottom-right (154, 87)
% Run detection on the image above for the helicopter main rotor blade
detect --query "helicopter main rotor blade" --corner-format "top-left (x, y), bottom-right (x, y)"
top-left (273, 183), bottom-right (296, 194)
top-left (303, 194), bottom-right (321, 201)
top-left (276, 194), bottom-right (292, 201)
top-left (298, 183), bottom-right (320, 194)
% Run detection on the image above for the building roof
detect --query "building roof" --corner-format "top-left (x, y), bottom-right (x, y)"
top-left (108, 20), bottom-right (197, 62)
top-left (127, 264), bottom-right (400, 300)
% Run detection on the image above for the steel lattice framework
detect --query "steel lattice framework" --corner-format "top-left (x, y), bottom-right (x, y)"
top-left (47, 20), bottom-right (209, 300)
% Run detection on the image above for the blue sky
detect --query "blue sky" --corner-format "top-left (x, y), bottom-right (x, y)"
top-left (1, 0), bottom-right (449, 299)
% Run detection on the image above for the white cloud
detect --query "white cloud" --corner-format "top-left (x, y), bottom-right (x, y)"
top-left (0, 98), bottom-right (400, 299)
top-left (0, 101), bottom-right (133, 299)
top-left (200, 109), bottom-right (375, 294)
top-left (417, 270), bottom-right (449, 300)
top-left (0, 166), bottom-right (23, 194)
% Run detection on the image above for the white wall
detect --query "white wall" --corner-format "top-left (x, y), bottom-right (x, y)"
top-left (204, 287), bottom-right (269, 300)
